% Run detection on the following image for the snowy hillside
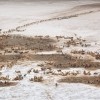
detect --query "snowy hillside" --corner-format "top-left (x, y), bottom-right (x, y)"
top-left (0, 0), bottom-right (100, 100)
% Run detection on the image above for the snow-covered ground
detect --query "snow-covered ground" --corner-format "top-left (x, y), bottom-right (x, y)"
top-left (0, 82), bottom-right (100, 100)
top-left (0, 83), bottom-right (100, 100)
top-left (0, 0), bottom-right (100, 100)
top-left (0, 61), bottom-right (100, 100)
top-left (0, 0), bottom-right (100, 40)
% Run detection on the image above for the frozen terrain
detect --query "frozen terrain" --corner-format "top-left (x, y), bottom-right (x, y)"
top-left (0, 61), bottom-right (100, 100)
top-left (0, 0), bottom-right (100, 100)
top-left (0, 0), bottom-right (100, 40)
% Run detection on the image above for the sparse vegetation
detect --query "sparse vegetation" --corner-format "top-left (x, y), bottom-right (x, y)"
top-left (0, 81), bottom-right (18, 87)
top-left (0, 34), bottom-right (56, 51)
top-left (13, 75), bottom-right (23, 81)
top-left (59, 76), bottom-right (100, 86)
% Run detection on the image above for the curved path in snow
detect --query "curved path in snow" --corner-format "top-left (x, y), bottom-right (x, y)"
top-left (1, 3), bottom-right (100, 35)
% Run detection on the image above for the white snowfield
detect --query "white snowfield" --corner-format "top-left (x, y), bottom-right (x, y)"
top-left (0, 61), bottom-right (100, 100)
top-left (0, 0), bottom-right (100, 100)
top-left (0, 0), bottom-right (100, 40)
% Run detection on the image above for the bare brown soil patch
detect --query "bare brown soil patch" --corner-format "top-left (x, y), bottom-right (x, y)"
top-left (0, 35), bottom-right (100, 70)
top-left (0, 53), bottom-right (100, 69)
top-left (0, 81), bottom-right (18, 87)
top-left (27, 54), bottom-right (100, 70)
top-left (0, 34), bottom-right (56, 51)
top-left (58, 76), bottom-right (100, 87)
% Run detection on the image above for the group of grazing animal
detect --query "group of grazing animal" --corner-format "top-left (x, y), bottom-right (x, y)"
top-left (30, 76), bottom-right (43, 82)
top-left (71, 50), bottom-right (100, 60)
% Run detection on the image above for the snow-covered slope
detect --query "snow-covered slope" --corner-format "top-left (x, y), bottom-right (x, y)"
top-left (0, 1), bottom-right (100, 100)
top-left (0, 61), bottom-right (100, 100)
top-left (0, 1), bottom-right (100, 42)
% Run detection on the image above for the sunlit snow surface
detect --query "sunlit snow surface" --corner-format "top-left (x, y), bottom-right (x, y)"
top-left (0, 0), bottom-right (100, 100)
top-left (0, 61), bottom-right (100, 100)
top-left (0, 0), bottom-right (100, 40)
top-left (0, 83), bottom-right (100, 100)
